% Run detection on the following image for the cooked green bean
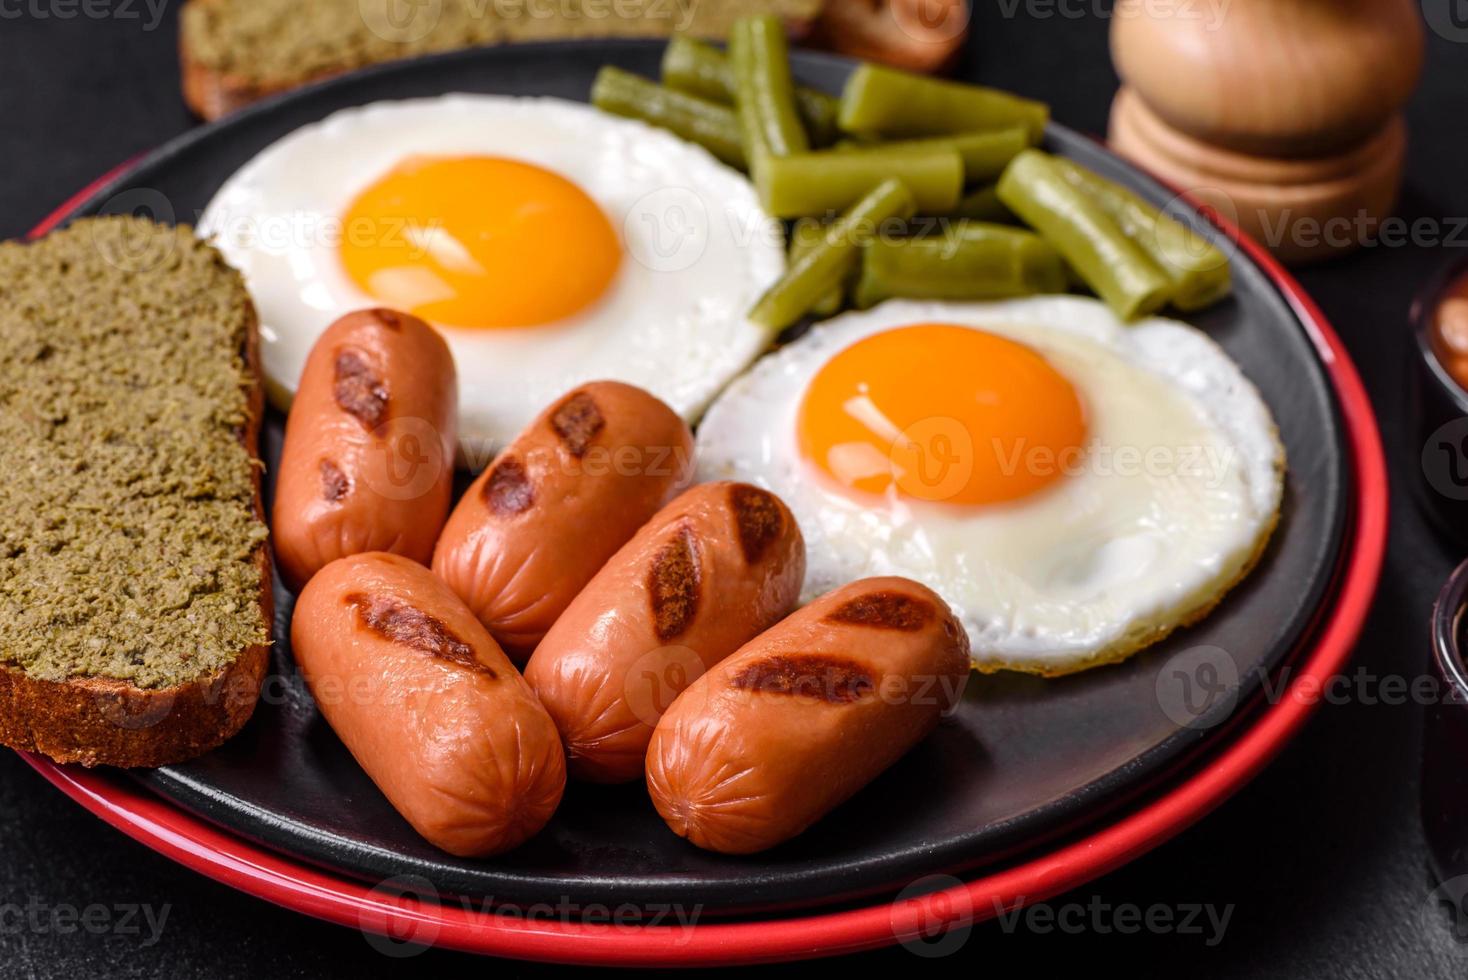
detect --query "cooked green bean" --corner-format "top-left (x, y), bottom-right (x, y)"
top-left (751, 179), bottom-right (916, 330)
top-left (729, 15), bottom-right (808, 160)
top-left (1050, 157), bottom-right (1231, 311)
top-left (790, 219), bottom-right (844, 318)
top-left (839, 64), bottom-right (1049, 142)
top-left (871, 128), bottom-right (1029, 183)
top-left (660, 37), bottom-right (839, 146)
top-left (854, 220), bottom-right (1067, 308)
top-left (661, 37), bottom-right (731, 102)
top-left (755, 145), bottom-right (962, 218)
top-left (591, 67), bottom-right (745, 168)
top-left (951, 184), bottom-right (1016, 223)
top-left (793, 89), bottom-right (841, 151)
top-left (997, 150), bottom-right (1170, 320)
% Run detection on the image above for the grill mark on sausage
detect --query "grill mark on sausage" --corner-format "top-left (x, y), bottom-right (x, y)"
top-left (482, 454), bottom-right (534, 515)
top-left (333, 348), bottom-right (389, 430)
top-left (344, 592), bottom-right (493, 677)
top-left (550, 391), bottom-right (604, 457)
top-left (826, 591), bottom-right (934, 631)
top-left (649, 526), bottom-right (699, 641)
top-left (369, 308), bottom-right (403, 330)
top-left (731, 654), bottom-right (874, 704)
top-left (320, 459), bottom-right (350, 502)
top-left (729, 484), bottom-right (784, 563)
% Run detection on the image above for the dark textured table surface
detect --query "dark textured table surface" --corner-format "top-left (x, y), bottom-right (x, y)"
top-left (1, 6), bottom-right (1465, 977)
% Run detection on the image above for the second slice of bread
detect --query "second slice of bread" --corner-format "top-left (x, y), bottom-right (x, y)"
top-left (180, 0), bottom-right (825, 120)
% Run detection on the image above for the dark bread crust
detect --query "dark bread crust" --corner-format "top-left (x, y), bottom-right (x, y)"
top-left (0, 278), bottom-right (272, 768)
top-left (181, 41), bottom-right (323, 121)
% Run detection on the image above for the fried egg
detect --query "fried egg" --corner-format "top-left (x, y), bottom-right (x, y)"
top-left (696, 297), bottom-right (1285, 676)
top-left (199, 95), bottom-right (784, 459)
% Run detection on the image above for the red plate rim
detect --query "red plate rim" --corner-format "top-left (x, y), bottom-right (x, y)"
top-left (18, 165), bottom-right (1388, 967)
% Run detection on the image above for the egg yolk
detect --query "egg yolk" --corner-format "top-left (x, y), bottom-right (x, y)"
top-left (796, 324), bottom-right (1087, 506)
top-left (338, 156), bottom-right (621, 329)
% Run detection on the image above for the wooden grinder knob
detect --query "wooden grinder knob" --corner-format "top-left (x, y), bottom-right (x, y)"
top-left (1108, 0), bottom-right (1423, 263)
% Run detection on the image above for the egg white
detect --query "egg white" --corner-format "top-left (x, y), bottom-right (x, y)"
top-left (696, 297), bottom-right (1286, 676)
top-left (198, 94), bottom-right (785, 462)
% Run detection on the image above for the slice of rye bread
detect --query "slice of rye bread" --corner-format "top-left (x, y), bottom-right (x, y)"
top-left (180, 0), bottom-right (826, 120)
top-left (0, 217), bottom-right (272, 767)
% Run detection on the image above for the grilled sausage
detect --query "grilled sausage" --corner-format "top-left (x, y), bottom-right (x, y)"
top-left (273, 308), bottom-right (457, 592)
top-left (646, 577), bottom-right (970, 854)
top-left (524, 482), bottom-right (805, 783)
top-left (291, 552), bottom-right (565, 856)
top-left (433, 381), bottom-right (694, 662)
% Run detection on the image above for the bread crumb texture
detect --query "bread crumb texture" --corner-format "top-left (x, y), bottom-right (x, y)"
top-left (182, 0), bottom-right (823, 86)
top-left (0, 217), bottom-right (268, 688)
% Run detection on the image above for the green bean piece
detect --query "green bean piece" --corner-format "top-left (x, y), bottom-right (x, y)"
top-left (661, 37), bottom-right (731, 102)
top-left (839, 63), bottom-right (1049, 142)
top-left (661, 37), bottom-right (840, 146)
top-left (1050, 157), bottom-right (1231, 311)
top-left (996, 150), bottom-right (1171, 320)
top-left (729, 15), bottom-right (809, 160)
top-left (951, 184), bottom-right (1016, 223)
top-left (750, 179), bottom-right (917, 330)
top-left (591, 67), bottom-right (746, 169)
top-left (854, 220), bottom-right (1067, 308)
top-left (755, 145), bottom-right (962, 218)
top-left (789, 219), bottom-right (844, 318)
top-left (795, 89), bottom-right (842, 149)
top-left (875, 128), bottom-right (1029, 183)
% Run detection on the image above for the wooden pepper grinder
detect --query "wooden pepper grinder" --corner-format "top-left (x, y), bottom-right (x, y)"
top-left (1108, 0), bottom-right (1423, 264)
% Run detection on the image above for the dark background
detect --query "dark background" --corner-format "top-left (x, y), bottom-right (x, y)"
top-left (0, 3), bottom-right (1463, 976)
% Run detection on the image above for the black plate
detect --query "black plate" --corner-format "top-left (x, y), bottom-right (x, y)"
top-left (58, 41), bottom-right (1348, 916)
